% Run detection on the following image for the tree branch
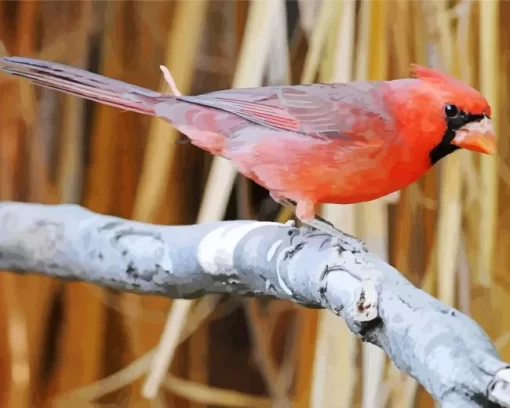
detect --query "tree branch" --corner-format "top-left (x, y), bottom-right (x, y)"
top-left (0, 201), bottom-right (509, 407)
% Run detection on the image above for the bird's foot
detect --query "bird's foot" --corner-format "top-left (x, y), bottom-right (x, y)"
top-left (271, 196), bottom-right (335, 230)
top-left (309, 214), bottom-right (335, 229)
top-left (295, 201), bottom-right (361, 245)
top-left (304, 217), bottom-right (344, 236)
top-left (269, 194), bottom-right (355, 240)
top-left (295, 201), bottom-right (334, 233)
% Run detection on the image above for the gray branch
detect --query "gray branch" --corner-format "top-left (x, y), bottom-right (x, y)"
top-left (0, 201), bottom-right (509, 407)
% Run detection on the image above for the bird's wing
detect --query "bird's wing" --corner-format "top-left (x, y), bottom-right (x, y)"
top-left (178, 81), bottom-right (400, 148)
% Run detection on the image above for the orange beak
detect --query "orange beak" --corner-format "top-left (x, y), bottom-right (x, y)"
top-left (451, 117), bottom-right (496, 155)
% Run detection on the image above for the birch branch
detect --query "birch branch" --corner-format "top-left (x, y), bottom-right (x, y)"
top-left (0, 201), bottom-right (509, 407)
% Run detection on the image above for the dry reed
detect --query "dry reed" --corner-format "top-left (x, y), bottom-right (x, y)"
top-left (0, 1), bottom-right (507, 407)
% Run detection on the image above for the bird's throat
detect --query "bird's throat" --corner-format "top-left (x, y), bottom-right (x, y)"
top-left (429, 122), bottom-right (460, 165)
top-left (429, 140), bottom-right (459, 165)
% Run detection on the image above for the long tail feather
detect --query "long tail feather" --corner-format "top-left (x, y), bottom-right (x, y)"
top-left (0, 56), bottom-right (170, 115)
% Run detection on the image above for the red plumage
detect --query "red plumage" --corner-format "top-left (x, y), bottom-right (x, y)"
top-left (0, 57), bottom-right (496, 235)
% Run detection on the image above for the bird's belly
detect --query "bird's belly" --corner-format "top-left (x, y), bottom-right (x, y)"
top-left (316, 160), bottom-right (428, 204)
top-left (223, 131), bottom-right (427, 204)
top-left (232, 155), bottom-right (421, 204)
top-left (306, 169), bottom-right (402, 204)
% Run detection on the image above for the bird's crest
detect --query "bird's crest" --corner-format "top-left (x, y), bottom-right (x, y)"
top-left (409, 63), bottom-right (488, 108)
top-left (409, 64), bottom-right (455, 84)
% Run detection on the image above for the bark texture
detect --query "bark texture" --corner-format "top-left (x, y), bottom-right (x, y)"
top-left (0, 201), bottom-right (509, 407)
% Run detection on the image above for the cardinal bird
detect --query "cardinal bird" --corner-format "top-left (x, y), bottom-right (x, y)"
top-left (0, 56), bottom-right (496, 237)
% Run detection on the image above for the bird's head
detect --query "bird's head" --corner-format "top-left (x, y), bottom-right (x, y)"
top-left (407, 64), bottom-right (496, 165)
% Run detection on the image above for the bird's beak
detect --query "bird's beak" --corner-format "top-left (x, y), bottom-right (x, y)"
top-left (451, 117), bottom-right (496, 155)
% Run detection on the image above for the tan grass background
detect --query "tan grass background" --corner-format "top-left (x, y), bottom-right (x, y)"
top-left (0, 0), bottom-right (508, 407)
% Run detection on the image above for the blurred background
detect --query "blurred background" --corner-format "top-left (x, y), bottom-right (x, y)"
top-left (0, 0), bottom-right (508, 407)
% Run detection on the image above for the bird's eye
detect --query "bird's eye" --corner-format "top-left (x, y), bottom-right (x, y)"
top-left (444, 104), bottom-right (459, 118)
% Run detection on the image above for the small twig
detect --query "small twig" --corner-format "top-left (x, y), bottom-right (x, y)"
top-left (159, 65), bottom-right (182, 97)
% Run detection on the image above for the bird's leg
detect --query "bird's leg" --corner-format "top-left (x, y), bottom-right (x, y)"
top-left (297, 203), bottom-right (362, 250)
top-left (270, 193), bottom-right (332, 227)
top-left (270, 194), bottom-right (333, 228)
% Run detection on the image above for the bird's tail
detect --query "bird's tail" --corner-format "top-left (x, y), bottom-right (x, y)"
top-left (0, 56), bottom-right (171, 115)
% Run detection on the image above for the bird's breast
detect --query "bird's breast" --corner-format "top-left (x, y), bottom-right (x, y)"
top-left (309, 142), bottom-right (431, 204)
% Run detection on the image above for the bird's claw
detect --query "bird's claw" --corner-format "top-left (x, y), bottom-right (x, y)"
top-left (312, 215), bottom-right (336, 229)
top-left (304, 217), bottom-right (357, 241)
top-left (304, 218), bottom-right (338, 235)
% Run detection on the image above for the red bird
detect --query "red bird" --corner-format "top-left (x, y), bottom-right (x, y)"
top-left (0, 56), bottom-right (496, 236)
